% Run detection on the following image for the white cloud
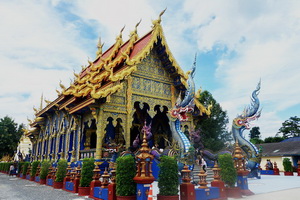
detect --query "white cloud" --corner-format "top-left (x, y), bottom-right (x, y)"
top-left (0, 0), bottom-right (91, 124)
top-left (69, 0), bottom-right (157, 45)
top-left (182, 0), bottom-right (300, 138)
top-left (1, 0), bottom-right (299, 141)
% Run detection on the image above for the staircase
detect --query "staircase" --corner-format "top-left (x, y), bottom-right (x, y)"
top-left (191, 165), bottom-right (214, 185)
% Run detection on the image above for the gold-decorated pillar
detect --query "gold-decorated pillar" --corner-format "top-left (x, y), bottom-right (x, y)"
top-left (126, 76), bottom-right (133, 148)
top-left (95, 107), bottom-right (104, 160)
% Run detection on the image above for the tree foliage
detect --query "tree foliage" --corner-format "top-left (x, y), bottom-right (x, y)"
top-left (116, 155), bottom-right (136, 196)
top-left (278, 116), bottom-right (300, 138)
top-left (79, 158), bottom-right (95, 187)
top-left (55, 159), bottom-right (68, 182)
top-left (0, 116), bottom-right (24, 158)
top-left (249, 126), bottom-right (261, 139)
top-left (218, 153), bottom-right (237, 187)
top-left (264, 136), bottom-right (285, 143)
top-left (282, 158), bottom-right (293, 172)
top-left (195, 90), bottom-right (231, 152)
top-left (158, 156), bottom-right (179, 196)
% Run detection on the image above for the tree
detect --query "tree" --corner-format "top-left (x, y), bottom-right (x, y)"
top-left (195, 90), bottom-right (231, 152)
top-left (278, 116), bottom-right (300, 138)
top-left (249, 127), bottom-right (261, 139)
top-left (0, 116), bottom-right (24, 159)
top-left (249, 126), bottom-right (263, 144)
top-left (264, 136), bottom-right (285, 143)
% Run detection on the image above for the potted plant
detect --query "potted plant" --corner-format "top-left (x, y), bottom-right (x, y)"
top-left (283, 158), bottom-right (294, 176)
top-left (157, 156), bottom-right (179, 200)
top-left (22, 162), bottom-right (30, 179)
top-left (40, 160), bottom-right (51, 184)
top-left (78, 158), bottom-right (95, 196)
top-left (54, 159), bottom-right (68, 189)
top-left (218, 153), bottom-right (241, 198)
top-left (30, 161), bottom-right (40, 181)
top-left (116, 155), bottom-right (136, 200)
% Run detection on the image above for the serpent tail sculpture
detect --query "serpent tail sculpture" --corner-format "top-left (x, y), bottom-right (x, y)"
top-left (232, 81), bottom-right (262, 178)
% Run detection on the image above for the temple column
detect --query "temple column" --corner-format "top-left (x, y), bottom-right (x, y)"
top-left (76, 117), bottom-right (81, 161)
top-left (95, 107), bottom-right (104, 160)
top-left (126, 76), bottom-right (133, 148)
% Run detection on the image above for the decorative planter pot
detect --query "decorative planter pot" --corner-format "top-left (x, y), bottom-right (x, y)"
top-left (226, 187), bottom-right (242, 199)
top-left (53, 181), bottom-right (64, 189)
top-left (157, 194), bottom-right (179, 200)
top-left (78, 187), bottom-right (90, 196)
top-left (116, 196), bottom-right (136, 200)
top-left (40, 179), bottom-right (46, 184)
top-left (284, 172), bottom-right (294, 176)
top-left (21, 175), bottom-right (26, 179)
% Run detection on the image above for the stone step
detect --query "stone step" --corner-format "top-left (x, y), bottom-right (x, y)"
top-left (191, 166), bottom-right (214, 185)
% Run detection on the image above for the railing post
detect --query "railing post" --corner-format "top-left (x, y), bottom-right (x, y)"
top-left (180, 165), bottom-right (195, 200)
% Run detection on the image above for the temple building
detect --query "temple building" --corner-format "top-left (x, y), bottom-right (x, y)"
top-left (25, 12), bottom-right (211, 163)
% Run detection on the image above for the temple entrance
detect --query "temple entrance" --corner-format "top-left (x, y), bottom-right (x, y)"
top-left (130, 102), bottom-right (172, 150)
top-left (81, 119), bottom-right (97, 150)
top-left (152, 105), bottom-right (172, 149)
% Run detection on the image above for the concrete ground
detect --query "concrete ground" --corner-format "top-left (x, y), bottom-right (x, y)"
top-left (1, 172), bottom-right (300, 200)
top-left (0, 173), bottom-right (92, 200)
top-left (241, 172), bottom-right (300, 200)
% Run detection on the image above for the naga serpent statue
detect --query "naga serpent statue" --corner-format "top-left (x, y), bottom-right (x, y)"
top-left (232, 81), bottom-right (262, 178)
top-left (170, 58), bottom-right (196, 157)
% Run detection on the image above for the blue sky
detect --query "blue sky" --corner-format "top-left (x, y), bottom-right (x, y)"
top-left (0, 0), bottom-right (300, 139)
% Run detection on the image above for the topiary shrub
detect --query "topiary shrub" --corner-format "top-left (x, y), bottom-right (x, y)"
top-left (18, 162), bottom-right (24, 175)
top-left (40, 160), bottom-right (51, 180)
top-left (283, 158), bottom-right (293, 172)
top-left (158, 156), bottom-right (179, 196)
top-left (22, 162), bottom-right (30, 176)
top-left (116, 155), bottom-right (136, 196)
top-left (55, 159), bottom-right (68, 182)
top-left (218, 153), bottom-right (237, 187)
top-left (79, 158), bottom-right (95, 187)
top-left (31, 161), bottom-right (40, 177)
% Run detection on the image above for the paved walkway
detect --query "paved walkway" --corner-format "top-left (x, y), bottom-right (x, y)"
top-left (241, 172), bottom-right (300, 200)
top-left (0, 173), bottom-right (92, 200)
top-left (1, 172), bottom-right (300, 199)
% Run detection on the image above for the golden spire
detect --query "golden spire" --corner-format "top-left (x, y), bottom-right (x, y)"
top-left (56, 88), bottom-right (61, 95)
top-left (96, 37), bottom-right (104, 57)
top-left (39, 93), bottom-right (43, 111)
top-left (116, 25), bottom-right (125, 41)
top-left (152, 8), bottom-right (167, 27)
top-left (73, 69), bottom-right (79, 79)
top-left (59, 80), bottom-right (66, 91)
top-left (33, 106), bottom-right (38, 113)
top-left (44, 99), bottom-right (52, 105)
top-left (129, 19), bottom-right (141, 39)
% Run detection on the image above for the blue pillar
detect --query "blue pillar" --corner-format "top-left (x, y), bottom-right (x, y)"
top-left (94, 187), bottom-right (108, 200)
top-left (237, 174), bottom-right (249, 190)
top-left (136, 183), bottom-right (151, 200)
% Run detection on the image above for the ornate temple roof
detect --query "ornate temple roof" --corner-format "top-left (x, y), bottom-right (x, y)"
top-left (30, 11), bottom-right (210, 125)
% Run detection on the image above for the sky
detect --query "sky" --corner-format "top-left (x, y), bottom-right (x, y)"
top-left (0, 0), bottom-right (299, 139)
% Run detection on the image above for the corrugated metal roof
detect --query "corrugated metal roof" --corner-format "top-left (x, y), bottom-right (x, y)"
top-left (256, 141), bottom-right (300, 156)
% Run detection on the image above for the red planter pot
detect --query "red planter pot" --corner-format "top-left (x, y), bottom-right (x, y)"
top-left (78, 187), bottom-right (90, 196)
top-left (157, 194), bottom-right (179, 200)
top-left (226, 187), bottom-right (242, 199)
top-left (30, 176), bottom-right (35, 181)
top-left (21, 175), bottom-right (26, 179)
top-left (53, 181), bottom-right (64, 189)
top-left (116, 196), bottom-right (136, 200)
top-left (40, 179), bottom-right (46, 184)
top-left (284, 171), bottom-right (294, 176)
